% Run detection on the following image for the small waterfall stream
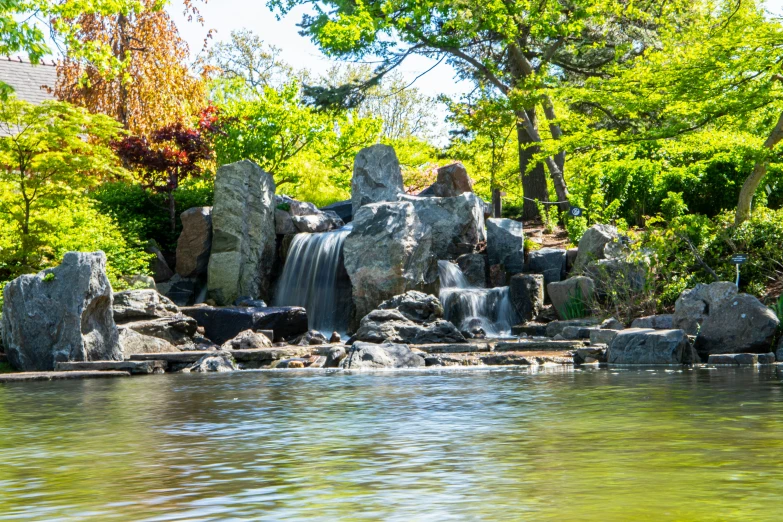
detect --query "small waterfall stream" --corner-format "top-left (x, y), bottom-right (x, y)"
top-left (438, 261), bottom-right (517, 337)
top-left (273, 226), bottom-right (353, 335)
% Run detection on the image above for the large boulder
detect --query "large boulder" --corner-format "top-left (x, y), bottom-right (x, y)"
top-left (1, 251), bottom-right (121, 371)
top-left (221, 329), bottom-right (273, 350)
top-left (457, 253), bottom-right (487, 288)
top-left (181, 305), bottom-right (308, 344)
top-left (118, 327), bottom-right (179, 356)
top-left (343, 201), bottom-right (435, 323)
top-left (526, 248), bottom-right (566, 286)
top-left (291, 211), bottom-right (344, 233)
top-left (113, 289), bottom-right (178, 323)
top-left (274, 208), bottom-right (297, 235)
top-left (147, 244), bottom-right (174, 283)
top-left (547, 276), bottom-right (595, 320)
top-left (340, 341), bottom-right (425, 369)
top-left (320, 200), bottom-right (352, 223)
top-left (176, 207), bottom-right (213, 278)
top-left (608, 328), bottom-right (695, 364)
top-left (574, 224), bottom-right (618, 270)
top-left (187, 352), bottom-right (237, 373)
top-left (355, 309), bottom-right (466, 344)
top-left (418, 162), bottom-right (474, 197)
top-left (673, 282), bottom-right (738, 335)
top-left (486, 218), bottom-right (525, 276)
top-left (509, 274), bottom-right (544, 322)
top-left (351, 144), bottom-right (404, 216)
top-left (398, 193), bottom-right (485, 259)
top-left (376, 290), bottom-right (443, 323)
top-left (207, 160), bottom-right (276, 305)
top-left (125, 314), bottom-right (199, 348)
top-left (694, 294), bottom-right (779, 357)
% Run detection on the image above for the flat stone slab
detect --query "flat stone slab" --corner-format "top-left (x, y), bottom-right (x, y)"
top-left (707, 353), bottom-right (776, 365)
top-left (416, 342), bottom-right (492, 354)
top-left (480, 352), bottom-right (574, 366)
top-left (130, 351), bottom-right (221, 363)
top-left (494, 340), bottom-right (586, 352)
top-left (55, 360), bottom-right (167, 374)
top-left (511, 324), bottom-right (548, 336)
top-left (0, 371), bottom-right (130, 382)
top-left (230, 347), bottom-right (315, 362)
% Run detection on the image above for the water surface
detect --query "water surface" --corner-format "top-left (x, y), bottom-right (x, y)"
top-left (1, 366), bottom-right (783, 521)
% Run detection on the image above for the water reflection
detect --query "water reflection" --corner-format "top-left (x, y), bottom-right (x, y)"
top-left (1, 367), bottom-right (783, 520)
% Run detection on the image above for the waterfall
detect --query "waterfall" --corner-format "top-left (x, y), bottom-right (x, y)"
top-left (274, 226), bottom-right (353, 335)
top-left (438, 261), bottom-right (517, 338)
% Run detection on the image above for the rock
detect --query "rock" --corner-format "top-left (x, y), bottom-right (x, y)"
top-left (120, 275), bottom-right (157, 289)
top-left (340, 342), bottom-right (425, 369)
top-left (561, 326), bottom-right (593, 339)
top-left (146, 245), bottom-right (174, 283)
top-left (176, 207), bottom-right (213, 278)
top-left (355, 309), bottom-right (466, 344)
top-left (486, 218), bottom-right (525, 275)
top-left (759, 353), bottom-right (776, 364)
top-left (113, 289), bottom-right (179, 323)
top-left (329, 332), bottom-right (341, 343)
top-left (574, 346), bottom-right (608, 364)
top-left (489, 264), bottom-right (506, 287)
top-left (398, 193), bottom-right (486, 259)
top-left (584, 258), bottom-right (647, 296)
top-left (351, 144), bottom-right (404, 216)
top-left (117, 327), bottom-right (179, 356)
top-left (526, 248), bottom-right (567, 286)
top-left (509, 274), bottom-right (544, 322)
top-left (457, 253), bottom-right (487, 288)
top-left (694, 294), bottom-right (779, 357)
top-left (1, 251), bottom-right (121, 371)
top-left (275, 194), bottom-right (319, 216)
top-left (590, 329), bottom-right (619, 346)
top-left (343, 201), bottom-right (435, 324)
top-left (156, 274), bottom-right (202, 307)
top-left (125, 314), bottom-right (199, 348)
top-left (574, 224), bottom-right (618, 270)
top-left (608, 328), bottom-right (695, 365)
top-left (274, 208), bottom-right (297, 235)
top-left (565, 248), bottom-right (579, 272)
top-left (545, 318), bottom-right (601, 338)
top-left (207, 160), bottom-right (276, 305)
top-left (186, 352), bottom-right (237, 373)
top-left (631, 315), bottom-right (674, 329)
top-left (220, 329), bottom-right (273, 350)
top-left (600, 317), bottom-right (624, 330)
top-left (181, 305), bottom-right (308, 344)
top-left (707, 353), bottom-right (760, 365)
top-left (234, 296), bottom-right (267, 308)
top-left (418, 162), bottom-right (474, 197)
top-left (777, 338), bottom-right (783, 362)
top-left (547, 277), bottom-right (595, 320)
top-left (324, 346), bottom-right (346, 367)
top-left (291, 211), bottom-right (344, 233)
top-left (320, 199), bottom-right (353, 223)
top-left (376, 290), bottom-right (443, 323)
top-left (673, 282), bottom-right (738, 335)
top-left (295, 330), bottom-right (328, 346)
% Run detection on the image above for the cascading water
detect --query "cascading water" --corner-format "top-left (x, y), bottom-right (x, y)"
top-left (438, 260), bottom-right (517, 337)
top-left (273, 225), bottom-right (353, 336)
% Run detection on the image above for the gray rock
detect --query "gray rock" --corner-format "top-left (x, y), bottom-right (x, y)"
top-left (574, 346), bottom-right (608, 364)
top-left (545, 318), bottom-right (601, 338)
top-left (324, 346), bottom-right (347, 367)
top-left (207, 160), bottom-right (276, 305)
top-left (574, 224), bottom-right (618, 270)
top-left (566, 248), bottom-right (579, 271)
top-left (673, 282), bottom-right (738, 335)
top-left (186, 352), bottom-right (237, 373)
top-left (608, 328), bottom-right (694, 365)
top-left (527, 248), bottom-right (567, 286)
top-left (329, 331), bottom-right (341, 343)
top-left (694, 294), bottom-right (779, 357)
top-left (275, 194), bottom-right (319, 216)
top-left (355, 309), bottom-right (466, 345)
top-left (509, 274), bottom-right (544, 322)
top-left (707, 353), bottom-right (759, 365)
top-left (759, 353), bottom-right (776, 365)
top-left (221, 329), bottom-right (273, 350)
top-left (561, 326), bottom-right (593, 339)
top-left (1, 251), bottom-right (121, 371)
top-left (274, 208), bottom-right (297, 235)
top-left (351, 144), bottom-right (404, 216)
top-left (181, 305), bottom-right (308, 344)
top-left (376, 290), bottom-right (443, 323)
top-left (176, 207), bottom-right (213, 278)
top-left (291, 211), bottom-right (344, 233)
top-left (320, 200), bottom-right (352, 223)
top-left (600, 317), bottom-right (625, 330)
top-left (340, 341), bottom-right (425, 369)
top-left (118, 327), bottom-right (179, 356)
top-left (295, 330), bottom-right (328, 346)
top-left (147, 245), bottom-right (174, 283)
top-left (590, 328), bottom-right (619, 346)
top-left (419, 162), bottom-right (474, 197)
top-left (125, 314), bottom-right (199, 348)
top-left (120, 275), bottom-right (157, 289)
top-left (486, 218), bottom-right (525, 275)
top-left (631, 314), bottom-right (674, 329)
top-left (113, 289), bottom-right (178, 323)
top-left (398, 193), bottom-right (486, 259)
top-left (343, 201), bottom-right (435, 324)
top-left (156, 274), bottom-right (202, 307)
top-left (547, 277), bottom-right (595, 320)
top-left (457, 253), bottom-right (487, 288)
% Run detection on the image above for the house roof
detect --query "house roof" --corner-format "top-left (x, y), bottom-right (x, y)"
top-left (0, 56), bottom-right (57, 105)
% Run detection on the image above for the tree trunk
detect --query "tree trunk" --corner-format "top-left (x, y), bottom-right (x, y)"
top-left (516, 117), bottom-right (548, 220)
top-left (116, 14), bottom-right (130, 129)
top-left (169, 170), bottom-right (177, 233)
top-left (735, 110), bottom-right (783, 225)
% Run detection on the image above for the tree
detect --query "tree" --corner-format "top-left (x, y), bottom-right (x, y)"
top-left (55, 0), bottom-right (206, 136)
top-left (270, 0), bottom-right (693, 218)
top-left (0, 98), bottom-right (125, 265)
top-left (114, 122), bottom-right (212, 233)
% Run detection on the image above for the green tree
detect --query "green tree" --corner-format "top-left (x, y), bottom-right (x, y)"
top-left (0, 98), bottom-right (125, 265)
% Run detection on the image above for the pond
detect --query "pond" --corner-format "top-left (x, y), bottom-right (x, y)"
top-left (1, 366), bottom-right (783, 521)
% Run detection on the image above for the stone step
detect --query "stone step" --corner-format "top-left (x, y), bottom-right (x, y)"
top-left (494, 340), bottom-right (586, 352)
top-left (129, 351), bottom-right (220, 363)
top-left (55, 360), bottom-right (167, 374)
top-left (511, 324), bottom-right (548, 337)
top-left (415, 342), bottom-right (492, 354)
top-left (0, 371), bottom-right (130, 382)
top-left (129, 347), bottom-right (318, 364)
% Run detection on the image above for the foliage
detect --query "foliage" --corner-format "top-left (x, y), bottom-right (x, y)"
top-left (55, 0), bottom-right (206, 135)
top-left (558, 285), bottom-right (588, 321)
top-left (0, 98), bottom-right (125, 268)
top-left (770, 295), bottom-right (783, 330)
top-left (535, 200), bottom-right (560, 235)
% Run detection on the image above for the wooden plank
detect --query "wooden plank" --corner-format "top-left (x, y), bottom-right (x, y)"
top-left (0, 371), bottom-right (130, 382)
